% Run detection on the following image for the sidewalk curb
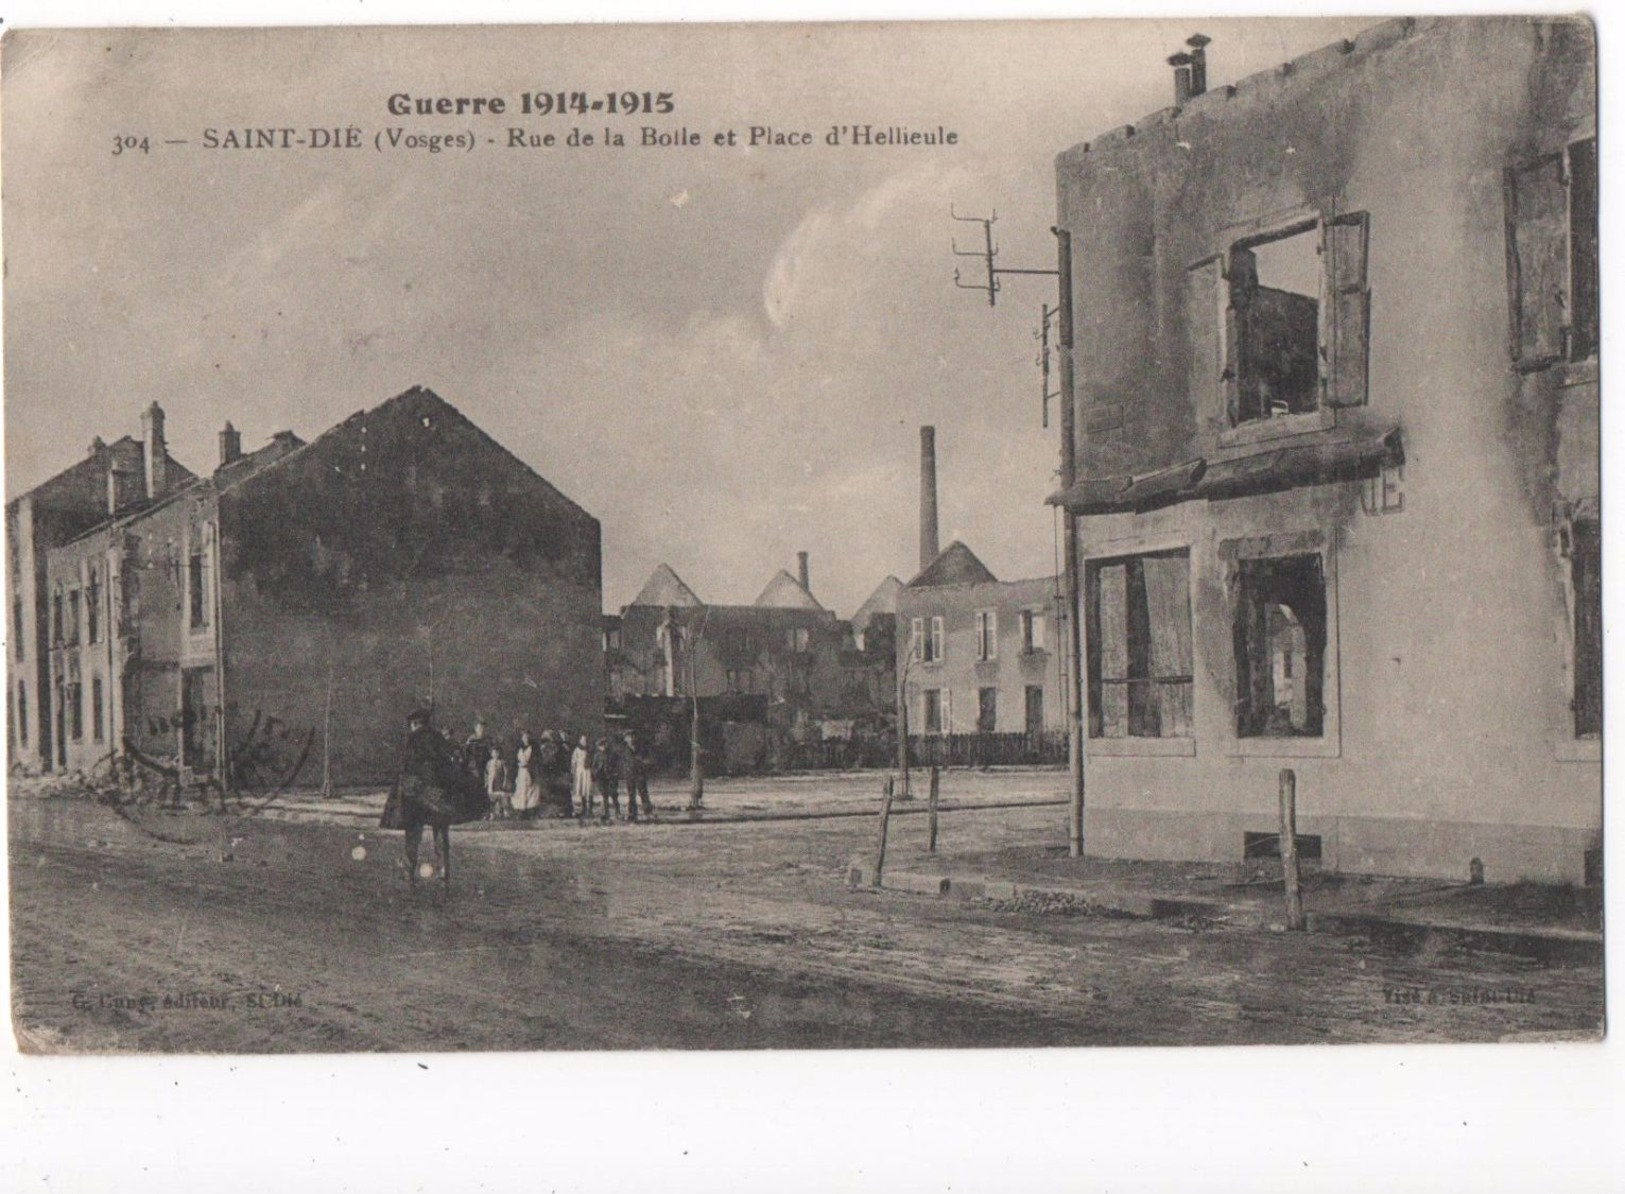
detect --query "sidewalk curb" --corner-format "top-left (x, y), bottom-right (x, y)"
top-left (852, 864), bottom-right (1603, 963)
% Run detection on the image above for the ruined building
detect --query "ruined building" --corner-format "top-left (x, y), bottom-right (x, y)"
top-left (12, 387), bottom-right (603, 786)
top-left (7, 406), bottom-right (200, 772)
top-left (1047, 18), bottom-right (1598, 881)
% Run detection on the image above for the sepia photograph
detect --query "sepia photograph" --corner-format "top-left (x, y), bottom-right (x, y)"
top-left (1, 5), bottom-right (1616, 1189)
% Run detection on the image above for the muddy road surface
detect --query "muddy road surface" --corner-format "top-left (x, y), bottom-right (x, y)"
top-left (10, 794), bottom-right (1604, 1052)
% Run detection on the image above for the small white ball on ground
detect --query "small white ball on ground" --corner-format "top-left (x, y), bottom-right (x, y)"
top-left (351, 846), bottom-right (367, 861)
top-left (418, 862), bottom-right (437, 880)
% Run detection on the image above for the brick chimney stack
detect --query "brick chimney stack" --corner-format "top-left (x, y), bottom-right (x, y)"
top-left (1170, 34), bottom-right (1210, 105)
top-left (219, 421), bottom-right (242, 467)
top-left (797, 551), bottom-right (811, 594)
top-left (140, 401), bottom-right (169, 499)
top-left (920, 425), bottom-right (940, 572)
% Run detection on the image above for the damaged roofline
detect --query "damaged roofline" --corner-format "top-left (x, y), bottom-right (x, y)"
top-left (1055, 17), bottom-right (1423, 167)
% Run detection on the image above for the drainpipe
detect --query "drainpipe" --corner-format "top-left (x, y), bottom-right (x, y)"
top-left (210, 513), bottom-right (230, 791)
top-left (1053, 226), bottom-right (1086, 859)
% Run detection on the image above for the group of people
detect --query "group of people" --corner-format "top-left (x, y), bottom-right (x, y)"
top-left (456, 719), bottom-right (656, 824)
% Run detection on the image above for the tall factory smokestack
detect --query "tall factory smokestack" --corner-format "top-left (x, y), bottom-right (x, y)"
top-left (919, 425), bottom-right (940, 572)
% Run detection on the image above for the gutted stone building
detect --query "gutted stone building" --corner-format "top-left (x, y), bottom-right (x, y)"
top-left (7, 405), bottom-right (199, 772)
top-left (34, 386), bottom-right (603, 786)
top-left (1048, 18), bottom-right (1598, 880)
top-left (614, 557), bottom-right (851, 712)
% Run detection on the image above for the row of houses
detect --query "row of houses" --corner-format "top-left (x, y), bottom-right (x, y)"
top-left (7, 390), bottom-right (1064, 788)
top-left (7, 387), bottom-right (603, 787)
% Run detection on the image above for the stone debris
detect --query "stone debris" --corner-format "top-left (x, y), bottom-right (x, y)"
top-left (978, 890), bottom-right (1138, 919)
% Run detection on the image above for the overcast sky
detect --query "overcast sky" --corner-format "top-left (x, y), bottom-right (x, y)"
top-left (3, 19), bottom-right (1378, 615)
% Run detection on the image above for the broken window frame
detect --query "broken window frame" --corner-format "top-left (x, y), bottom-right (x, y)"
top-left (1221, 531), bottom-right (1343, 759)
top-left (1232, 554), bottom-right (1327, 740)
top-left (1084, 548), bottom-right (1195, 741)
top-left (1214, 204), bottom-right (1371, 436)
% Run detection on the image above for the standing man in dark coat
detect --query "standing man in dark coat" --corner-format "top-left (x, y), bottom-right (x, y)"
top-left (382, 708), bottom-right (487, 883)
top-left (621, 731), bottom-right (654, 822)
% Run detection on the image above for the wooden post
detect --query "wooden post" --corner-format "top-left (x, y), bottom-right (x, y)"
top-left (1279, 768), bottom-right (1304, 930)
top-left (927, 766), bottom-right (940, 853)
top-left (320, 657), bottom-right (335, 799)
top-left (872, 777), bottom-right (894, 888)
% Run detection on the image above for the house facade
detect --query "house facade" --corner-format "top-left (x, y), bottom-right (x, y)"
top-left (1049, 17), bottom-right (1598, 881)
top-left (7, 405), bottom-right (199, 773)
top-left (30, 386), bottom-right (603, 787)
top-left (896, 541), bottom-right (1064, 741)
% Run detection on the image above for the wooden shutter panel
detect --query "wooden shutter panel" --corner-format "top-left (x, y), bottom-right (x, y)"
top-left (1325, 212), bottom-right (1370, 407)
top-left (1504, 153), bottom-right (1568, 369)
top-left (1187, 257), bottom-right (1224, 424)
top-left (1222, 248), bottom-right (1256, 424)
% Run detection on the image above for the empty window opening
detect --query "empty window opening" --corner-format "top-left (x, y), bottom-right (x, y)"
top-left (1229, 224), bottom-right (1321, 423)
top-left (1024, 685), bottom-right (1045, 738)
top-left (188, 551), bottom-right (208, 630)
top-left (1234, 554), bottom-right (1327, 738)
top-left (923, 689), bottom-right (943, 735)
top-left (87, 569), bottom-right (101, 644)
top-left (977, 687), bottom-right (997, 734)
top-left (1021, 609), bottom-right (1046, 653)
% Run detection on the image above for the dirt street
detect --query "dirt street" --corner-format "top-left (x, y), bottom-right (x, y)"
top-left (9, 783), bottom-right (1604, 1052)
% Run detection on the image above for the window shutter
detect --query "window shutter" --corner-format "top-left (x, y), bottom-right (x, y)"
top-left (1187, 257), bottom-right (1224, 422)
top-left (1222, 248), bottom-right (1256, 424)
top-left (1325, 212), bottom-right (1371, 407)
top-left (1504, 153), bottom-right (1568, 369)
